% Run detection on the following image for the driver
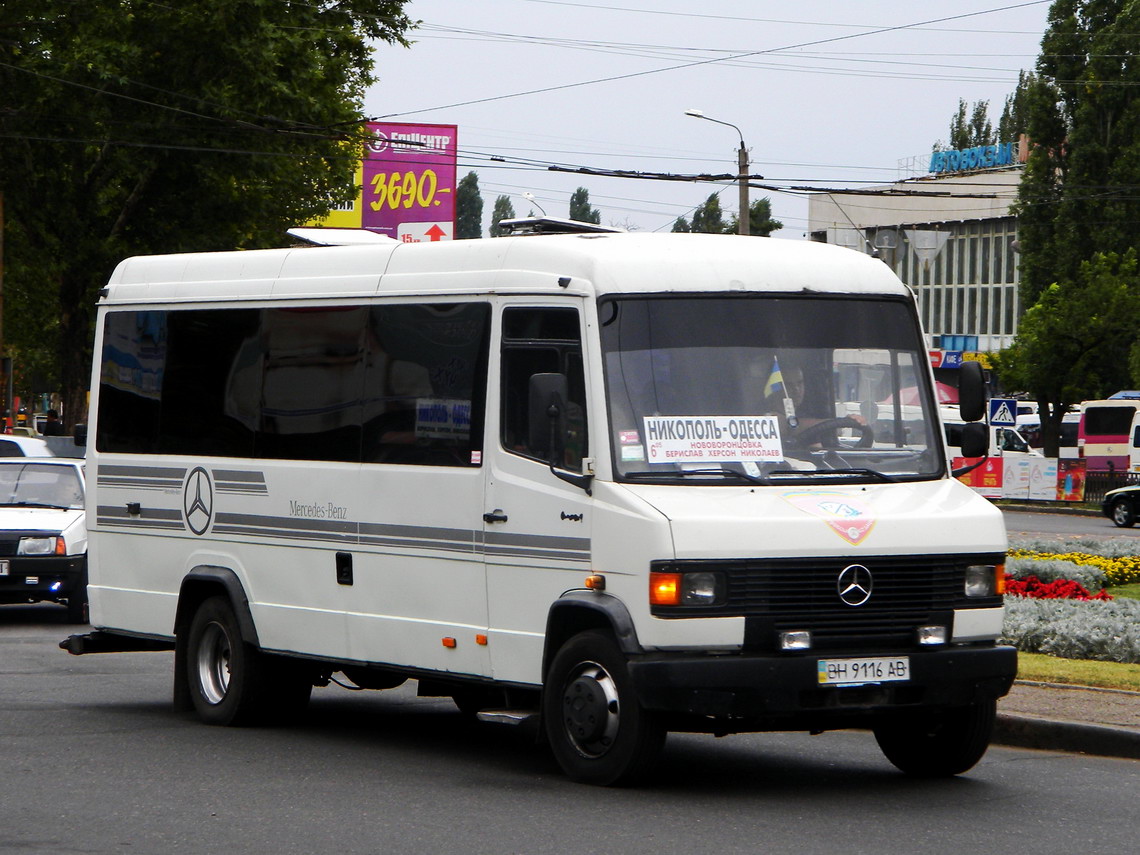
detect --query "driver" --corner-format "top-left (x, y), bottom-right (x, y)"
top-left (764, 359), bottom-right (865, 447)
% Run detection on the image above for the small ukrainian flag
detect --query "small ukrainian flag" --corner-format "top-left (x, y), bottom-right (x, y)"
top-left (764, 356), bottom-right (785, 398)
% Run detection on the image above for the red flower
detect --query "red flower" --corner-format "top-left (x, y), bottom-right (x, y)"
top-left (1003, 573), bottom-right (1113, 601)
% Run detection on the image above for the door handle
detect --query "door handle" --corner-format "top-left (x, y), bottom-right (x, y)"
top-left (483, 510), bottom-right (508, 524)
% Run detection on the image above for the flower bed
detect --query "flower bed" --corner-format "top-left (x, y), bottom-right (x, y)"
top-left (1007, 547), bottom-right (1140, 587)
top-left (1004, 536), bottom-right (1140, 664)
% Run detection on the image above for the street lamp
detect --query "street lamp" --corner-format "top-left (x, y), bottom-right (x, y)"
top-left (685, 109), bottom-right (749, 236)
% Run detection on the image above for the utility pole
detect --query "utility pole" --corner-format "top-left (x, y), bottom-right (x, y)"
top-left (736, 141), bottom-right (749, 236)
top-left (685, 109), bottom-right (750, 235)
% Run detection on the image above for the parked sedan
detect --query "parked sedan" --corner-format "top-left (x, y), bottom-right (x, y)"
top-left (0, 458), bottom-right (87, 622)
top-left (1102, 483), bottom-right (1140, 528)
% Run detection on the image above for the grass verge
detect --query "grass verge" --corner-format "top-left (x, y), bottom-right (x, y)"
top-left (1017, 651), bottom-right (1140, 692)
top-left (1108, 583), bottom-right (1140, 600)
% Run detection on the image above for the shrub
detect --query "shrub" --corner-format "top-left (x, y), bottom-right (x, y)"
top-left (1004, 556), bottom-right (1107, 591)
top-left (1002, 598), bottom-right (1140, 664)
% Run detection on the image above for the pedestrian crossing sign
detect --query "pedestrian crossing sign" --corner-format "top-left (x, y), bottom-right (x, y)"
top-left (988, 397), bottom-right (1017, 426)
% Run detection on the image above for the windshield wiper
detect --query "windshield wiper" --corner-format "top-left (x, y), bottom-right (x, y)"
top-left (802, 468), bottom-right (898, 483)
top-left (625, 467), bottom-right (770, 484)
top-left (2, 501), bottom-right (73, 509)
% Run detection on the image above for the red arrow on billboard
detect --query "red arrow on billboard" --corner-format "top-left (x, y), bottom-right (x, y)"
top-left (425, 224), bottom-right (446, 241)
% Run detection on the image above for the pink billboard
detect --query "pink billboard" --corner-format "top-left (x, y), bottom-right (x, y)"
top-left (362, 121), bottom-right (457, 241)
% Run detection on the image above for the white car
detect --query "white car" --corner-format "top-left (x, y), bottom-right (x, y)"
top-left (0, 435), bottom-right (55, 457)
top-left (0, 458), bottom-right (87, 622)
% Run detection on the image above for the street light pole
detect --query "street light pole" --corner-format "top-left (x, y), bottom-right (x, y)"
top-left (685, 109), bottom-right (749, 236)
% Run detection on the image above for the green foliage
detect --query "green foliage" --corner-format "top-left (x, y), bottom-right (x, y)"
top-left (998, 70), bottom-right (1035, 142)
top-left (994, 250), bottom-right (1140, 455)
top-left (726, 197), bottom-right (783, 237)
top-left (489, 195), bottom-right (516, 237)
top-left (1014, 0), bottom-right (1140, 305)
top-left (689, 193), bottom-right (725, 234)
top-left (1005, 2), bottom-right (1140, 451)
top-left (947, 98), bottom-right (994, 149)
top-left (568, 187), bottom-right (601, 224)
top-left (671, 216), bottom-right (691, 233)
top-left (455, 172), bottom-right (482, 239)
top-left (0, 0), bottom-right (414, 420)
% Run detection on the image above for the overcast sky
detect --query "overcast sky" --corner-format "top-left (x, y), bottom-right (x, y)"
top-left (363, 0), bottom-right (1053, 238)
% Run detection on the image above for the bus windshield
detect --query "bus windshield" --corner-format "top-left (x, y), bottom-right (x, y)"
top-left (599, 294), bottom-right (945, 484)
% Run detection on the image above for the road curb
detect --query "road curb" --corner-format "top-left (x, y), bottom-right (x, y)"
top-left (994, 712), bottom-right (1140, 760)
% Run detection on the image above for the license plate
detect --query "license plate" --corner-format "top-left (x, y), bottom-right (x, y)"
top-left (818, 656), bottom-right (909, 686)
top-left (0, 559), bottom-right (7, 576)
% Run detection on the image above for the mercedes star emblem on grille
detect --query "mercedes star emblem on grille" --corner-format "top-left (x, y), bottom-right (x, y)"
top-left (837, 564), bottom-right (873, 606)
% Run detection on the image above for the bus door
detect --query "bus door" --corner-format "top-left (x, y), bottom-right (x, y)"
top-left (483, 303), bottom-right (594, 686)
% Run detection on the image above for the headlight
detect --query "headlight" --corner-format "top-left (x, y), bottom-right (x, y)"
top-left (965, 563), bottom-right (1004, 597)
top-left (650, 570), bottom-right (726, 606)
top-left (18, 536), bottom-right (65, 556)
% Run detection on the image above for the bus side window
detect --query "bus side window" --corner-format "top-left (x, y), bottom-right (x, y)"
top-left (501, 307), bottom-right (587, 468)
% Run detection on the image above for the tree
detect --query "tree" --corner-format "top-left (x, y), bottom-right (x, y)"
top-left (689, 193), bottom-right (726, 234)
top-left (994, 251), bottom-right (1140, 456)
top-left (0, 0), bottom-right (413, 424)
top-left (1003, 1), bottom-right (1140, 452)
top-left (998, 70), bottom-right (1035, 142)
top-left (671, 216), bottom-right (691, 233)
top-left (1017, 1), bottom-right (1140, 302)
top-left (455, 172), bottom-right (483, 239)
top-left (946, 99), bottom-right (994, 150)
top-left (489, 195), bottom-right (516, 237)
top-left (726, 198), bottom-right (783, 237)
top-left (569, 187), bottom-right (601, 224)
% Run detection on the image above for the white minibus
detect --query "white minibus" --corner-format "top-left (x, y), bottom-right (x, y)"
top-left (65, 226), bottom-right (1014, 785)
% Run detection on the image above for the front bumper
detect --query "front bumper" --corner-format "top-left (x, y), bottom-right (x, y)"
top-left (628, 644), bottom-right (1017, 731)
top-left (0, 555), bottom-right (87, 605)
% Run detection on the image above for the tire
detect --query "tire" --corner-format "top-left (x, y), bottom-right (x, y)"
top-left (873, 699), bottom-right (997, 777)
top-left (185, 595), bottom-right (311, 726)
top-left (1111, 498), bottom-right (1136, 528)
top-left (543, 630), bottom-right (665, 785)
top-left (65, 586), bottom-right (89, 624)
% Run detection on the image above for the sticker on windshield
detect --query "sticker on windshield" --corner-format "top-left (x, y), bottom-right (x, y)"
top-left (643, 416), bottom-right (784, 464)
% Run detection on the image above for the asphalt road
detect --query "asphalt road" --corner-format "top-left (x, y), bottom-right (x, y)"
top-left (1003, 507), bottom-right (1137, 539)
top-left (2, 605), bottom-right (1136, 855)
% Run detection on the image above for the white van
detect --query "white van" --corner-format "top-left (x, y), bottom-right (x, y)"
top-left (65, 227), bottom-right (1014, 784)
top-left (942, 407), bottom-right (1041, 463)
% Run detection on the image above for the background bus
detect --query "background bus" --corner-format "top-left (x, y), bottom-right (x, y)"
top-left (1078, 399), bottom-right (1140, 472)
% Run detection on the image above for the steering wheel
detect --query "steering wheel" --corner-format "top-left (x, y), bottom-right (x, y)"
top-left (788, 416), bottom-right (874, 449)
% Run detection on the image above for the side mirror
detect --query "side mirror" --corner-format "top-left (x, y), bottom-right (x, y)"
top-left (959, 421), bottom-right (988, 458)
top-left (528, 373), bottom-right (568, 463)
top-left (72, 424), bottom-right (88, 448)
top-left (958, 361), bottom-right (986, 423)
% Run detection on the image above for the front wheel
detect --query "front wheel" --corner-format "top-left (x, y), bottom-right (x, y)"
top-left (543, 630), bottom-right (665, 785)
top-left (1111, 498), bottom-right (1136, 528)
top-left (873, 699), bottom-right (996, 777)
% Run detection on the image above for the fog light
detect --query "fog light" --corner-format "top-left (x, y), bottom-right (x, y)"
top-left (780, 630), bottom-right (812, 651)
top-left (917, 625), bottom-right (948, 646)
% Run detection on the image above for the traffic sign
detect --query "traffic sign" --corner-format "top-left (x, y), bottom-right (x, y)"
top-left (988, 397), bottom-right (1017, 426)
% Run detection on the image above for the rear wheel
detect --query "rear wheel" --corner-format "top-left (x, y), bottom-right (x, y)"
top-left (543, 630), bottom-right (665, 785)
top-left (65, 586), bottom-right (88, 624)
top-left (1111, 498), bottom-right (1136, 528)
top-left (873, 699), bottom-right (996, 777)
top-left (185, 595), bottom-right (311, 726)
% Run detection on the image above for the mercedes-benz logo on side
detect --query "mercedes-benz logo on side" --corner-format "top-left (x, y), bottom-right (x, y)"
top-left (183, 467), bottom-right (214, 536)
top-left (837, 564), bottom-right (873, 606)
